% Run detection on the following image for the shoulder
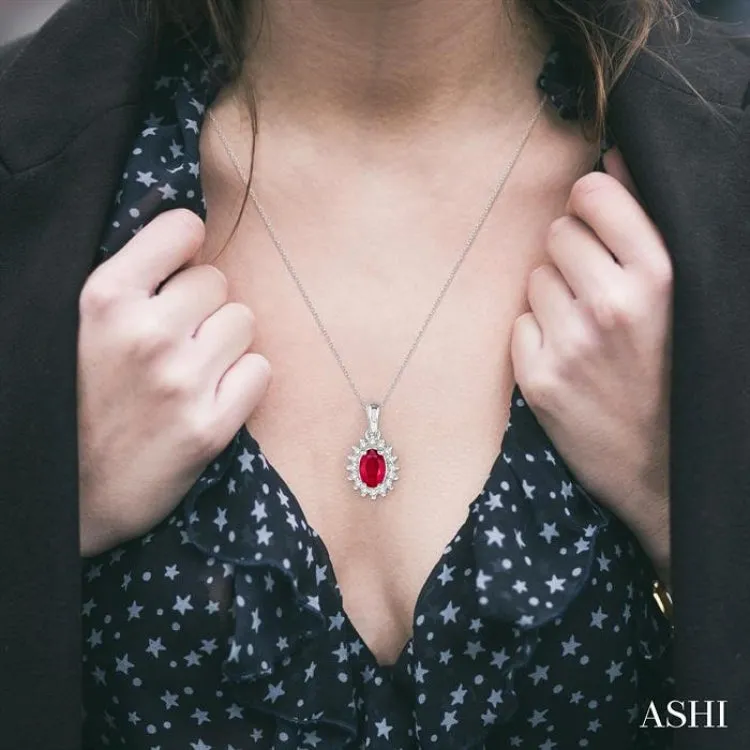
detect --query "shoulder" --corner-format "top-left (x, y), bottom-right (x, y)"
top-left (0, 34), bottom-right (32, 78)
top-left (628, 15), bottom-right (749, 112)
top-left (0, 0), bottom-right (156, 174)
top-left (608, 13), bottom-right (749, 178)
top-left (606, 14), bottom-right (748, 284)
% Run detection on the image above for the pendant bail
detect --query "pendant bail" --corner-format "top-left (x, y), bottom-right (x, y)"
top-left (367, 403), bottom-right (381, 435)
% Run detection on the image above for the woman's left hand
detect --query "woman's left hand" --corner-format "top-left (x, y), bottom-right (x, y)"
top-left (511, 148), bottom-right (673, 584)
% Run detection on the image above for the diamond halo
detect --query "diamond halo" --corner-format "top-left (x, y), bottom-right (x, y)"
top-left (346, 405), bottom-right (399, 498)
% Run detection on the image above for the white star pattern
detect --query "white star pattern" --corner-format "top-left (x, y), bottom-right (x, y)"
top-left (146, 638), bottom-right (166, 658)
top-left (441, 710), bottom-right (459, 731)
top-left (486, 492), bottom-right (503, 510)
top-left (485, 527), bottom-right (506, 547)
top-left (173, 594), bottom-right (193, 615)
top-left (414, 662), bottom-right (430, 683)
top-left (606, 661), bottom-right (624, 682)
top-left (437, 564), bottom-right (455, 585)
top-left (488, 689), bottom-right (504, 707)
top-left (238, 449), bottom-right (255, 473)
top-left (161, 691), bottom-right (179, 709)
top-left (374, 718), bottom-right (392, 739)
top-left (476, 570), bottom-right (492, 590)
top-left (256, 525), bottom-right (273, 546)
top-left (115, 654), bottom-right (134, 675)
top-left (184, 650), bottom-right (202, 667)
top-left (265, 682), bottom-right (285, 704)
top-left (529, 664), bottom-right (550, 685)
top-left (157, 182), bottom-right (178, 200)
top-left (590, 607), bottom-right (609, 629)
top-left (440, 601), bottom-right (460, 624)
top-left (540, 522), bottom-right (560, 543)
top-left (491, 649), bottom-right (510, 670)
top-left (212, 508), bottom-right (228, 532)
top-left (450, 684), bottom-right (468, 705)
top-left (136, 171), bottom-right (158, 187)
top-left (226, 703), bottom-right (243, 719)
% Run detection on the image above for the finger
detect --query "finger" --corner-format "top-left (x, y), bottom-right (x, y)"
top-left (213, 352), bottom-right (271, 439)
top-left (602, 148), bottom-right (642, 204)
top-left (547, 216), bottom-right (621, 299)
top-left (193, 302), bottom-right (256, 379)
top-left (566, 172), bottom-right (665, 272)
top-left (153, 264), bottom-right (229, 335)
top-left (92, 209), bottom-right (205, 296)
top-left (510, 311), bottom-right (542, 383)
top-left (526, 263), bottom-right (576, 337)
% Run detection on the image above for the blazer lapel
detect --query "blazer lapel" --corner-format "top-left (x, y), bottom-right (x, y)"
top-left (609, 24), bottom-right (750, 748)
top-left (0, 2), bottom-right (155, 747)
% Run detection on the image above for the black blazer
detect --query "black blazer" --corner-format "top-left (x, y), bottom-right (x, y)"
top-left (0, 2), bottom-right (748, 749)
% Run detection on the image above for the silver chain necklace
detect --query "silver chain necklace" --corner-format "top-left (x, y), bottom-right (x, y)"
top-left (207, 95), bottom-right (546, 499)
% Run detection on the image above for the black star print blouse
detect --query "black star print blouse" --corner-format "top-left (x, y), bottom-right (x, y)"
top-left (81, 26), bottom-right (674, 750)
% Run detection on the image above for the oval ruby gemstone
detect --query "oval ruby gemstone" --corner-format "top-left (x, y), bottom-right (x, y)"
top-left (359, 449), bottom-right (386, 488)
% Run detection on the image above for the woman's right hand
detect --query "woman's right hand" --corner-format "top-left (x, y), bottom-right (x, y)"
top-left (77, 209), bottom-right (271, 557)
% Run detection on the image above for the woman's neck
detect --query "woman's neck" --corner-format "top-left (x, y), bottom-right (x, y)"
top-left (242, 0), bottom-right (549, 132)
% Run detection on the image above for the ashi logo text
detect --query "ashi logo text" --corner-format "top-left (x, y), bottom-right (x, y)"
top-left (640, 700), bottom-right (728, 729)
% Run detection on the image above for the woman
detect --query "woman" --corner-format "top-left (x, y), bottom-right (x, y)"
top-left (0, 0), bottom-right (747, 748)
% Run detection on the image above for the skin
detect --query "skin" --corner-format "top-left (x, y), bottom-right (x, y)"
top-left (78, 210), bottom-right (272, 556)
top-left (78, 0), bottom-right (672, 666)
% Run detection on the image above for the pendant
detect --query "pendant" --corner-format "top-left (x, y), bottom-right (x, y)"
top-left (346, 404), bottom-right (399, 498)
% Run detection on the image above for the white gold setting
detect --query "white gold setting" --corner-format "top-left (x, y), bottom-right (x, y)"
top-left (346, 405), bottom-right (399, 498)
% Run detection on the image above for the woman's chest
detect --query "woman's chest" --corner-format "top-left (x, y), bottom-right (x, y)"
top-left (191, 110), bottom-right (597, 661)
top-left (195, 191), bottom-right (562, 662)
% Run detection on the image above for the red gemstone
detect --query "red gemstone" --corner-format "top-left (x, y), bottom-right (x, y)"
top-left (359, 449), bottom-right (386, 487)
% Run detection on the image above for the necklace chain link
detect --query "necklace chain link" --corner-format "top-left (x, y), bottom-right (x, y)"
top-left (207, 96), bottom-right (546, 412)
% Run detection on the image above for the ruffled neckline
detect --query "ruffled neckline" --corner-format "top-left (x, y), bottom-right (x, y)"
top-left (181, 387), bottom-right (613, 749)
top-left (537, 38), bottom-right (596, 121)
